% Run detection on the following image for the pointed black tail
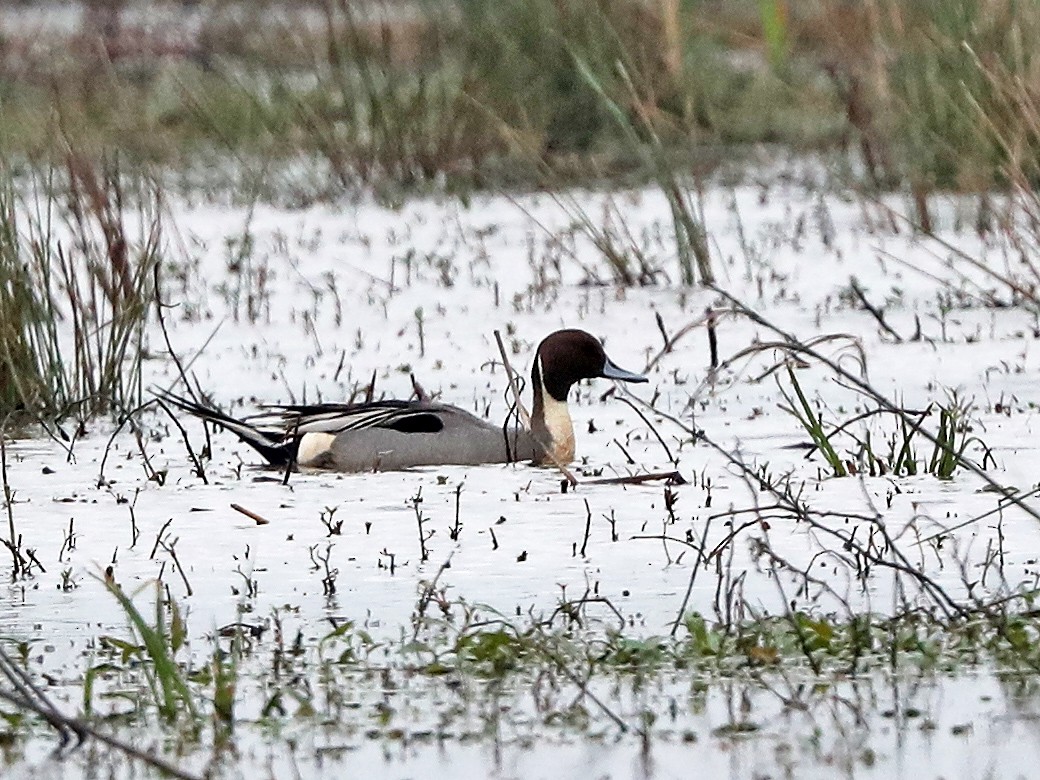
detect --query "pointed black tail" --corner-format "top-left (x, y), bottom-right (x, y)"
top-left (154, 390), bottom-right (297, 467)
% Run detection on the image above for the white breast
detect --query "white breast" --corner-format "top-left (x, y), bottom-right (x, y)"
top-left (297, 432), bottom-right (337, 466)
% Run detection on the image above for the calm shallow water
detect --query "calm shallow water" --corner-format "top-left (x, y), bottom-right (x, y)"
top-left (2, 169), bottom-right (1040, 777)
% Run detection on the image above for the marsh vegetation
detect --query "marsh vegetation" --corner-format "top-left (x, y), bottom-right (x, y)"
top-left (1, 2), bottom-right (1040, 779)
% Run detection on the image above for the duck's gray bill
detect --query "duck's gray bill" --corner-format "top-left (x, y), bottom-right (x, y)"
top-left (602, 358), bottom-right (648, 383)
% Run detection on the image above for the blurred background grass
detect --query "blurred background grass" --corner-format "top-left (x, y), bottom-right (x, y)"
top-left (0, 0), bottom-right (1035, 199)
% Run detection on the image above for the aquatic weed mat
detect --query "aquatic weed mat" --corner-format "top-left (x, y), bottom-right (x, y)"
top-left (5, 605), bottom-right (1040, 779)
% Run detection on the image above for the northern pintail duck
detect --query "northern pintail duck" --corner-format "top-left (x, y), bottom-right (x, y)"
top-left (159, 329), bottom-right (647, 472)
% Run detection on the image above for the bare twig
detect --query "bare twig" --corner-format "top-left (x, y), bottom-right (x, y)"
top-left (583, 471), bottom-right (686, 486)
top-left (580, 499), bottom-right (592, 557)
top-left (493, 329), bottom-right (531, 427)
top-left (231, 503), bottom-right (270, 525)
top-left (643, 308), bottom-right (738, 374)
top-left (613, 395), bottom-right (676, 465)
top-left (849, 276), bottom-right (904, 342)
top-left (0, 422), bottom-right (20, 578)
top-left (0, 645), bottom-right (200, 780)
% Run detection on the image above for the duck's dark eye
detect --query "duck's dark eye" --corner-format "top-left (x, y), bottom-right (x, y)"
top-left (385, 413), bottom-right (444, 434)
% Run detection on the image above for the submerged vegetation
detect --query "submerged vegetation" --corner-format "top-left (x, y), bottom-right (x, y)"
top-left (9, 581), bottom-right (1040, 778)
top-left (779, 365), bottom-right (992, 479)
